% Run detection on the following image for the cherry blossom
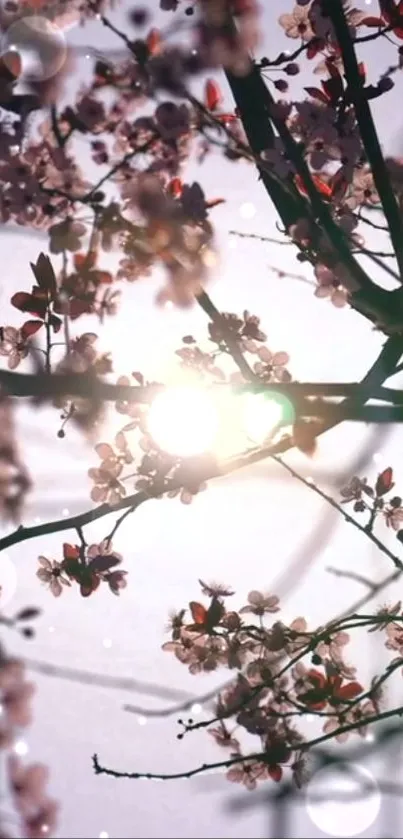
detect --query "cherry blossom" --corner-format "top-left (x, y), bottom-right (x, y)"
top-left (36, 556), bottom-right (71, 597)
top-left (279, 4), bottom-right (314, 40)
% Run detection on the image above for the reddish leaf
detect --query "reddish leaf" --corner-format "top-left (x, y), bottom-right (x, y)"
top-left (146, 27), bottom-right (161, 55)
top-left (189, 601), bottom-right (207, 624)
top-left (1, 50), bottom-right (22, 80)
top-left (321, 75), bottom-right (343, 103)
top-left (337, 681), bottom-right (363, 700)
top-left (268, 765), bottom-right (283, 782)
top-left (205, 198), bottom-right (225, 209)
top-left (304, 86), bottom-right (329, 105)
top-left (63, 543), bottom-right (80, 560)
top-left (96, 270), bottom-right (113, 285)
top-left (216, 112), bottom-right (238, 123)
top-left (88, 554), bottom-right (121, 572)
top-left (361, 15), bottom-right (385, 25)
top-left (49, 314), bottom-right (62, 333)
top-left (358, 61), bottom-right (367, 81)
top-left (375, 467), bottom-right (394, 496)
top-left (74, 251), bottom-right (97, 271)
top-left (295, 173), bottom-right (332, 200)
top-left (330, 169), bottom-right (349, 200)
top-left (205, 79), bottom-right (221, 111)
top-left (206, 596), bottom-right (225, 627)
top-left (30, 253), bottom-right (56, 295)
top-left (293, 420), bottom-right (318, 456)
top-left (11, 291), bottom-right (47, 319)
top-left (80, 574), bottom-right (101, 597)
top-left (21, 319), bottom-right (43, 339)
top-left (306, 37), bottom-right (325, 59)
top-left (167, 177), bottom-right (183, 198)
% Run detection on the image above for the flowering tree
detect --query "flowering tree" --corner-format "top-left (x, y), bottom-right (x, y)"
top-left (3, 0), bottom-right (403, 833)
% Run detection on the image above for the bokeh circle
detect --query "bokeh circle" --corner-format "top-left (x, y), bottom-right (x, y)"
top-left (1, 14), bottom-right (66, 81)
top-left (306, 763), bottom-right (381, 837)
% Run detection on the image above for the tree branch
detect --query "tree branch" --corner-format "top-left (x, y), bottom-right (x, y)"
top-left (328, 0), bottom-right (403, 282)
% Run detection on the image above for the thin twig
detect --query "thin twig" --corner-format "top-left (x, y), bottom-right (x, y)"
top-left (271, 454), bottom-right (403, 572)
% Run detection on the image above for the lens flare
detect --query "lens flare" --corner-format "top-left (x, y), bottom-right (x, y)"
top-left (2, 15), bottom-right (66, 81)
top-left (241, 393), bottom-right (284, 445)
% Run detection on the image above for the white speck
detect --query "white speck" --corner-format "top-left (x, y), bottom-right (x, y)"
top-left (102, 638), bottom-right (112, 649)
top-left (62, 508), bottom-right (70, 517)
top-left (364, 730), bottom-right (375, 742)
top-left (239, 202), bottom-right (256, 220)
top-left (34, 517), bottom-right (41, 524)
top-left (191, 703), bottom-right (202, 715)
top-left (0, 704), bottom-right (4, 716)
top-left (373, 452), bottom-right (382, 464)
top-left (86, 53), bottom-right (91, 59)
top-left (14, 739), bottom-right (28, 756)
top-left (137, 715), bottom-right (147, 726)
top-left (48, 626), bottom-right (55, 633)
top-left (99, 833), bottom-right (109, 839)
top-left (306, 476), bottom-right (314, 484)
top-left (41, 826), bottom-right (49, 835)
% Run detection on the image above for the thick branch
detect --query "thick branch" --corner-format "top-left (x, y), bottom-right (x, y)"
top-left (224, 62), bottom-right (403, 332)
top-left (1, 337), bottom-right (401, 554)
top-left (329, 0), bottom-right (403, 282)
top-left (2, 367), bottom-right (403, 406)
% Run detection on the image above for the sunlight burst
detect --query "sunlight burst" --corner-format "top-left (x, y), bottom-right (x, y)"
top-left (147, 386), bottom-right (219, 458)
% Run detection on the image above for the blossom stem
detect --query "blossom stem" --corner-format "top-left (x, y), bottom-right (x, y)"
top-left (271, 454), bottom-right (403, 572)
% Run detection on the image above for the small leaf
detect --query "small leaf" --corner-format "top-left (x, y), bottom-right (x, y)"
top-left (375, 467), bottom-right (394, 496)
top-left (1, 50), bottom-right (22, 80)
top-left (49, 314), bottom-right (62, 333)
top-left (11, 291), bottom-right (46, 318)
top-left (304, 86), bottom-right (329, 105)
top-left (30, 253), bottom-right (57, 295)
top-left (21, 319), bottom-right (43, 339)
top-left (361, 15), bottom-right (385, 25)
top-left (167, 177), bottom-right (183, 198)
top-left (15, 607), bottom-right (41, 621)
top-left (205, 79), bottom-right (221, 111)
top-left (306, 37), bottom-right (325, 59)
top-left (146, 27), bottom-right (161, 55)
top-left (88, 554), bottom-right (121, 572)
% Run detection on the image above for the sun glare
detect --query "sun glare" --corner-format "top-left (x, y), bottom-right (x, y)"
top-left (147, 384), bottom-right (291, 458)
top-left (147, 386), bottom-right (219, 458)
top-left (241, 392), bottom-right (285, 445)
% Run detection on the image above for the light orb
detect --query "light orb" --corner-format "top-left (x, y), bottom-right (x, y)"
top-left (1, 15), bottom-right (66, 81)
top-left (241, 393), bottom-right (284, 445)
top-left (14, 739), bottom-right (29, 756)
top-left (147, 386), bottom-right (218, 458)
top-left (306, 763), bottom-right (381, 837)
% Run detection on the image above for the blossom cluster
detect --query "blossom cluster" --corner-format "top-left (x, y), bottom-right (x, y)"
top-left (162, 579), bottom-right (391, 790)
top-left (0, 646), bottom-right (58, 838)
